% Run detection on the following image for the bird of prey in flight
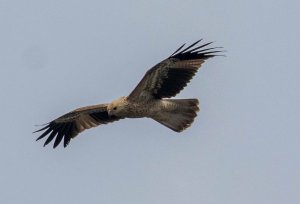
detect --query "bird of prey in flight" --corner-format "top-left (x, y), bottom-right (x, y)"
top-left (34, 40), bottom-right (222, 148)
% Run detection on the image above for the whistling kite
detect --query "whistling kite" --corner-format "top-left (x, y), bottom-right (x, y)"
top-left (35, 40), bottom-right (222, 148)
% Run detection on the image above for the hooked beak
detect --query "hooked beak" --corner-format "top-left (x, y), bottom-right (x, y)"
top-left (107, 109), bottom-right (115, 118)
top-left (107, 110), bottom-right (112, 117)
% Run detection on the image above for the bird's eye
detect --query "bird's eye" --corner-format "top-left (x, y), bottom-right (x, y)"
top-left (113, 107), bottom-right (117, 110)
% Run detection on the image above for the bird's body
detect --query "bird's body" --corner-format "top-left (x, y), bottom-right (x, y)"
top-left (108, 96), bottom-right (199, 129)
top-left (35, 40), bottom-right (222, 148)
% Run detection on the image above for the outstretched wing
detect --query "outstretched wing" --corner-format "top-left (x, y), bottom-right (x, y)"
top-left (128, 40), bottom-right (223, 101)
top-left (34, 104), bottom-right (122, 148)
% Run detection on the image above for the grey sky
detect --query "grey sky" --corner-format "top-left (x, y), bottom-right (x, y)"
top-left (0, 0), bottom-right (299, 203)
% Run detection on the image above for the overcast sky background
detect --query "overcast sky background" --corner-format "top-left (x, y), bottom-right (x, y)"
top-left (0, 0), bottom-right (299, 204)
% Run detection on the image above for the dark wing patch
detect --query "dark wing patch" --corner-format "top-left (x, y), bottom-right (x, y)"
top-left (153, 68), bottom-right (197, 98)
top-left (34, 104), bottom-right (122, 148)
top-left (35, 121), bottom-right (80, 148)
top-left (128, 40), bottom-right (223, 100)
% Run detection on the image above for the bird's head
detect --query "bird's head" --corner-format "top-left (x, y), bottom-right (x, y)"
top-left (107, 96), bottom-right (129, 117)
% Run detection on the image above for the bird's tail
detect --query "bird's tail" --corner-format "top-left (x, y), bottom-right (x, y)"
top-left (152, 99), bottom-right (199, 132)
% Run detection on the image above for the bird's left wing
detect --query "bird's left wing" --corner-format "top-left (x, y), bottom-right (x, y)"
top-left (34, 104), bottom-right (122, 148)
top-left (128, 40), bottom-right (223, 101)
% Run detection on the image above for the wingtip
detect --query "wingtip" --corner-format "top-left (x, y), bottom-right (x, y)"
top-left (33, 123), bottom-right (50, 133)
top-left (170, 43), bottom-right (186, 57)
top-left (64, 141), bottom-right (70, 148)
top-left (53, 142), bottom-right (59, 149)
top-left (169, 40), bottom-right (225, 60)
top-left (180, 40), bottom-right (203, 54)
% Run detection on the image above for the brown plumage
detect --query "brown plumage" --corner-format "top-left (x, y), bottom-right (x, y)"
top-left (34, 40), bottom-right (223, 148)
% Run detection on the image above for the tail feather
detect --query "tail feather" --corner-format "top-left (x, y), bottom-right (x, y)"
top-left (152, 99), bottom-right (199, 132)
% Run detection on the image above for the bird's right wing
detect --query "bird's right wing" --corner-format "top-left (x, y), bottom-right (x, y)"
top-left (34, 104), bottom-right (122, 148)
top-left (128, 40), bottom-right (223, 101)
